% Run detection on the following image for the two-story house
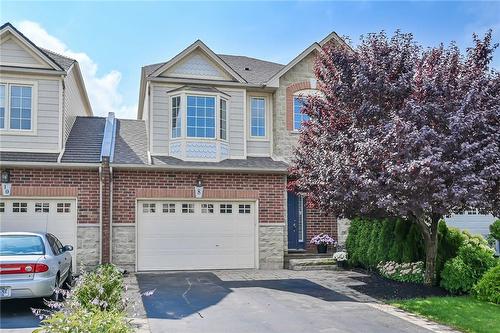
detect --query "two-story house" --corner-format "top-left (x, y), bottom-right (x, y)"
top-left (0, 22), bottom-right (101, 271)
top-left (1, 21), bottom-right (347, 272)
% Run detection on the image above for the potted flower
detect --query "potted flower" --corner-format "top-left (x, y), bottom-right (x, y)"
top-left (310, 233), bottom-right (336, 253)
top-left (333, 251), bottom-right (348, 268)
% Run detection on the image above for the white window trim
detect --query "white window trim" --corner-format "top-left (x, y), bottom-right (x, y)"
top-left (170, 95), bottom-right (182, 139)
top-left (247, 94), bottom-right (270, 141)
top-left (219, 98), bottom-right (228, 141)
top-left (167, 90), bottom-right (229, 142)
top-left (0, 79), bottom-right (37, 135)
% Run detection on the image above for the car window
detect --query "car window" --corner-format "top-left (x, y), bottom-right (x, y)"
top-left (54, 237), bottom-right (64, 252)
top-left (0, 235), bottom-right (45, 256)
top-left (47, 234), bottom-right (61, 255)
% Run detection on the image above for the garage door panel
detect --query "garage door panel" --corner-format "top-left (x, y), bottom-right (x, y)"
top-left (137, 200), bottom-right (257, 271)
top-left (0, 199), bottom-right (77, 271)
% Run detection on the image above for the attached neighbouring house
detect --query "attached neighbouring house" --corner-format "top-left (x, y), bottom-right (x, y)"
top-left (0, 21), bottom-right (345, 272)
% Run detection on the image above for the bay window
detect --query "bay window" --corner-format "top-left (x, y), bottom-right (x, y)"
top-left (171, 96), bottom-right (181, 138)
top-left (0, 85), bottom-right (5, 129)
top-left (187, 95), bottom-right (215, 138)
top-left (250, 97), bottom-right (266, 137)
top-left (220, 99), bottom-right (227, 140)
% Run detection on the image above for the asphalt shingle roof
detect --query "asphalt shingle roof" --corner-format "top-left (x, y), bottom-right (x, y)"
top-left (0, 152), bottom-right (59, 163)
top-left (113, 119), bottom-right (149, 164)
top-left (40, 48), bottom-right (76, 71)
top-left (61, 117), bottom-right (106, 163)
top-left (217, 54), bottom-right (284, 84)
top-left (142, 54), bottom-right (284, 85)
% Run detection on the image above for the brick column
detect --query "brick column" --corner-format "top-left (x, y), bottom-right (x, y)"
top-left (100, 162), bottom-right (111, 263)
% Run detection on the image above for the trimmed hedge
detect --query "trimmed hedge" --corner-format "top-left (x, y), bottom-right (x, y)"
top-left (345, 218), bottom-right (481, 282)
top-left (346, 218), bottom-right (425, 270)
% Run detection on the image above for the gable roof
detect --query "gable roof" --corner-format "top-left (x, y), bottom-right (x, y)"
top-left (0, 22), bottom-right (64, 72)
top-left (149, 40), bottom-right (247, 83)
top-left (265, 31), bottom-right (350, 87)
top-left (40, 48), bottom-right (76, 71)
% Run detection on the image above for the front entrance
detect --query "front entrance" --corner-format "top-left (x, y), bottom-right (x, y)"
top-left (287, 192), bottom-right (306, 250)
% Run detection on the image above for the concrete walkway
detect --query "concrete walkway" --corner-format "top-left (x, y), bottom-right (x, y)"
top-left (127, 269), bottom-right (459, 333)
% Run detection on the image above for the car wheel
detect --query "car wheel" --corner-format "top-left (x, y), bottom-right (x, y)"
top-left (64, 263), bottom-right (73, 289)
top-left (50, 273), bottom-right (60, 301)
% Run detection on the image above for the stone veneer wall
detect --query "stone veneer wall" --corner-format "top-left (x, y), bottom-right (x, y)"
top-left (336, 218), bottom-right (351, 251)
top-left (112, 225), bottom-right (136, 272)
top-left (273, 52), bottom-right (317, 161)
top-left (259, 225), bottom-right (285, 269)
top-left (77, 225), bottom-right (100, 271)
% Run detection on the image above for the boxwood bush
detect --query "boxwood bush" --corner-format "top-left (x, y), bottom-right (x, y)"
top-left (473, 264), bottom-right (500, 304)
top-left (440, 238), bottom-right (497, 294)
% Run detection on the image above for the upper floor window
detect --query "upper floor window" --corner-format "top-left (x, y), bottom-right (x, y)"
top-left (250, 97), bottom-right (265, 137)
top-left (187, 95), bottom-right (215, 138)
top-left (171, 96), bottom-right (181, 138)
top-left (293, 96), bottom-right (310, 131)
top-left (10, 85), bottom-right (32, 130)
top-left (220, 99), bottom-right (227, 140)
top-left (0, 85), bottom-right (5, 129)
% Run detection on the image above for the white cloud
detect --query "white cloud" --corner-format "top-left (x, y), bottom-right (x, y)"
top-left (17, 21), bottom-right (137, 119)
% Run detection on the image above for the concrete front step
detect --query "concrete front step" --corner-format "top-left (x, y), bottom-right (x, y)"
top-left (288, 258), bottom-right (338, 271)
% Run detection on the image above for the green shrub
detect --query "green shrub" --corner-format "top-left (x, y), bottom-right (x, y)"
top-left (473, 264), bottom-right (500, 304)
top-left (35, 307), bottom-right (132, 333)
top-left (436, 222), bottom-right (466, 281)
top-left (440, 239), bottom-right (497, 294)
top-left (490, 219), bottom-right (500, 240)
top-left (73, 264), bottom-right (124, 311)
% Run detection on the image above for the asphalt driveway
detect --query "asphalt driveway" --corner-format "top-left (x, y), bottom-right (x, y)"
top-left (0, 298), bottom-right (45, 333)
top-left (137, 271), bottom-right (435, 333)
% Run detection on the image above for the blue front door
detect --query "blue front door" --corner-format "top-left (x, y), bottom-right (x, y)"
top-left (287, 192), bottom-right (306, 250)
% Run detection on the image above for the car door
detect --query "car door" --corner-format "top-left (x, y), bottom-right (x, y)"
top-left (53, 235), bottom-right (71, 276)
top-left (47, 234), bottom-right (69, 280)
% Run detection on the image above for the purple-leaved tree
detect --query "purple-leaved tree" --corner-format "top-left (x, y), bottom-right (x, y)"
top-left (289, 31), bottom-right (500, 285)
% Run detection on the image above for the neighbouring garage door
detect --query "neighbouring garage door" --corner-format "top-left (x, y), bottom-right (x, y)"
top-left (0, 198), bottom-right (77, 270)
top-left (137, 200), bottom-right (257, 271)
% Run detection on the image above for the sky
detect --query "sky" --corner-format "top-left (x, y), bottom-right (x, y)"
top-left (1, 1), bottom-right (499, 119)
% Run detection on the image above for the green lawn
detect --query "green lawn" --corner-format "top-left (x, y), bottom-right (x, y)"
top-left (390, 296), bottom-right (500, 333)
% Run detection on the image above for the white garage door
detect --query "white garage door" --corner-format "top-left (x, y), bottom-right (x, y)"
top-left (137, 200), bottom-right (257, 271)
top-left (0, 199), bottom-right (77, 270)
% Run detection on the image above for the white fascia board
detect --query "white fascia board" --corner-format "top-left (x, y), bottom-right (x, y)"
top-left (0, 66), bottom-right (66, 76)
top-left (1, 25), bottom-right (64, 71)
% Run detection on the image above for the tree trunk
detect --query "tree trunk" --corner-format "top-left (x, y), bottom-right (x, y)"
top-left (416, 214), bottom-right (441, 286)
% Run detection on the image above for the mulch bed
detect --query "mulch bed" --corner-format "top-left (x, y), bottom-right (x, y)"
top-left (347, 268), bottom-right (449, 301)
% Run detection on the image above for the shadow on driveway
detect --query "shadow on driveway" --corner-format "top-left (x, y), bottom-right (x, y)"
top-left (0, 298), bottom-right (45, 330)
top-left (136, 272), bottom-right (354, 320)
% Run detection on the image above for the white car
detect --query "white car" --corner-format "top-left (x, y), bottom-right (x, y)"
top-left (0, 232), bottom-right (73, 300)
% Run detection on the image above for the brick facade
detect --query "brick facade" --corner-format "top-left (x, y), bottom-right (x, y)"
top-left (305, 202), bottom-right (338, 251)
top-left (112, 170), bottom-right (286, 225)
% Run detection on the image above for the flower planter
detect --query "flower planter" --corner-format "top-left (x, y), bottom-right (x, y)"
top-left (336, 260), bottom-right (347, 268)
top-left (316, 244), bottom-right (328, 254)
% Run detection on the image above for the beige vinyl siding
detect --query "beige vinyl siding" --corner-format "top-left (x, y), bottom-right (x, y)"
top-left (63, 66), bottom-right (88, 142)
top-left (150, 84), bottom-right (245, 158)
top-left (222, 88), bottom-right (245, 157)
top-left (151, 83), bottom-right (178, 155)
top-left (0, 77), bottom-right (60, 151)
top-left (247, 140), bottom-right (270, 156)
top-left (0, 38), bottom-right (50, 68)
